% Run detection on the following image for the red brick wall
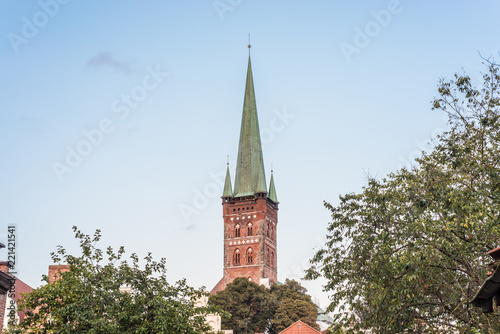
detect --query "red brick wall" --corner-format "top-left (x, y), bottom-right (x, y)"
top-left (48, 265), bottom-right (70, 284)
top-left (220, 195), bottom-right (279, 289)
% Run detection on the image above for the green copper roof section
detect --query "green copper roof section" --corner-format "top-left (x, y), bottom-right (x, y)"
top-left (223, 165), bottom-right (233, 197)
top-left (268, 172), bottom-right (278, 203)
top-left (233, 55), bottom-right (267, 197)
top-left (256, 165), bottom-right (267, 193)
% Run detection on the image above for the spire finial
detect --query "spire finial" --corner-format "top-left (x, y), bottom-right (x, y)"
top-left (227, 155), bottom-right (229, 166)
top-left (271, 163), bottom-right (273, 173)
top-left (248, 34), bottom-right (251, 54)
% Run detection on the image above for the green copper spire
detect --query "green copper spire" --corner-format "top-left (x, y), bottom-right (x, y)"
top-left (268, 170), bottom-right (278, 203)
top-left (233, 54), bottom-right (267, 197)
top-left (256, 164), bottom-right (267, 193)
top-left (223, 164), bottom-right (233, 197)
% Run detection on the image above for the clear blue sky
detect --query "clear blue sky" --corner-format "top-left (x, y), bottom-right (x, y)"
top-left (1, 0), bottom-right (499, 308)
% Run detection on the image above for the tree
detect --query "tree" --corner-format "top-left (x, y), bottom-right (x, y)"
top-left (6, 226), bottom-right (221, 334)
top-left (208, 277), bottom-right (273, 334)
top-left (306, 63), bottom-right (500, 333)
top-left (273, 298), bottom-right (319, 333)
top-left (209, 278), bottom-right (318, 334)
top-left (270, 279), bottom-right (320, 331)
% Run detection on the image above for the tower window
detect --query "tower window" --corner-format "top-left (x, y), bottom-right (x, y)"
top-left (267, 253), bottom-right (270, 266)
top-left (271, 251), bottom-right (275, 268)
top-left (235, 224), bottom-right (241, 238)
top-left (247, 248), bottom-right (253, 264)
top-left (234, 249), bottom-right (240, 265)
top-left (247, 223), bottom-right (253, 236)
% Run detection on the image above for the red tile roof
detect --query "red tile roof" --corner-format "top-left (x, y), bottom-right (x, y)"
top-left (279, 320), bottom-right (321, 334)
top-left (13, 276), bottom-right (33, 322)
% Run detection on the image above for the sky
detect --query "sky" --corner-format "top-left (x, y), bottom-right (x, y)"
top-left (1, 0), bottom-right (499, 310)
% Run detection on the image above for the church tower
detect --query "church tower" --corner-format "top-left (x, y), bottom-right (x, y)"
top-left (211, 48), bottom-right (279, 294)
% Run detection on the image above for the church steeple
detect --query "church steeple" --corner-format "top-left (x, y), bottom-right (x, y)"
top-left (223, 163), bottom-right (233, 198)
top-left (212, 47), bottom-right (279, 295)
top-left (268, 170), bottom-right (278, 203)
top-left (233, 55), bottom-right (267, 197)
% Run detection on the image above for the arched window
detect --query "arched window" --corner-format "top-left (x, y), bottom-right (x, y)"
top-left (267, 223), bottom-right (270, 238)
top-left (271, 251), bottom-right (275, 268)
top-left (267, 253), bottom-right (270, 266)
top-left (234, 249), bottom-right (241, 265)
top-left (235, 224), bottom-right (240, 238)
top-left (247, 223), bottom-right (253, 236)
top-left (247, 248), bottom-right (253, 264)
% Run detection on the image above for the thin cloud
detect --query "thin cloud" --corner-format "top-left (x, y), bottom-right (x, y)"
top-left (19, 115), bottom-right (44, 122)
top-left (86, 52), bottom-right (134, 74)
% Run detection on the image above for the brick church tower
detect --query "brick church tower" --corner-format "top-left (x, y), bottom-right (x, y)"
top-left (211, 48), bottom-right (279, 294)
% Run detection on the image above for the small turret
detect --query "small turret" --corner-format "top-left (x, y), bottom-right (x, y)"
top-left (268, 170), bottom-right (278, 203)
top-left (222, 164), bottom-right (233, 202)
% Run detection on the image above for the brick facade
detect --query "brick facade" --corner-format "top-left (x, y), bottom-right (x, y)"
top-left (48, 265), bottom-right (70, 284)
top-left (211, 193), bottom-right (278, 293)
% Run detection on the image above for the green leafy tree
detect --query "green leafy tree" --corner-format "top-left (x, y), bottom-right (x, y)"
top-left (7, 226), bottom-right (221, 334)
top-left (306, 63), bottom-right (500, 333)
top-left (209, 278), bottom-right (318, 334)
top-left (270, 279), bottom-right (319, 331)
top-left (270, 278), bottom-right (312, 302)
top-left (208, 277), bottom-right (273, 334)
top-left (273, 298), bottom-right (319, 333)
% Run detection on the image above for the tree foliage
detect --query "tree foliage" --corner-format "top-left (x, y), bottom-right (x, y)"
top-left (306, 63), bottom-right (500, 333)
top-left (209, 277), bottom-right (272, 334)
top-left (7, 226), bottom-right (221, 334)
top-left (270, 280), bottom-right (320, 332)
top-left (273, 298), bottom-right (318, 333)
top-left (209, 278), bottom-right (319, 334)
